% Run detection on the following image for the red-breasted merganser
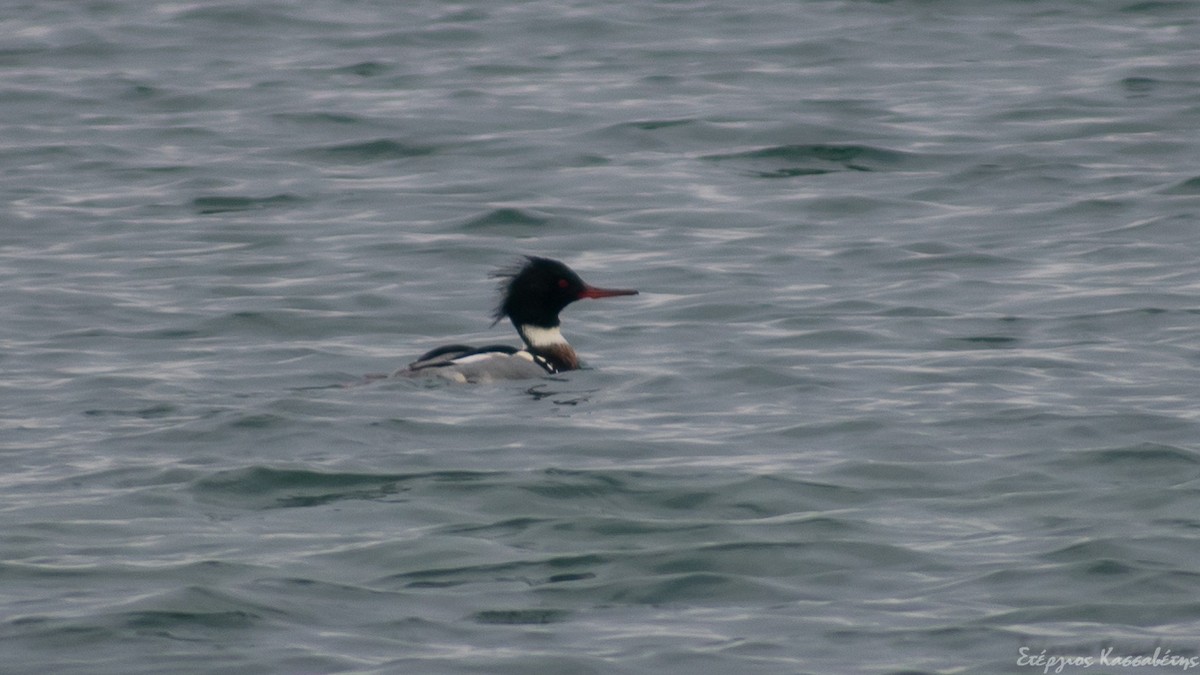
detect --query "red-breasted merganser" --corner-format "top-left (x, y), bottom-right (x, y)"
top-left (395, 256), bottom-right (638, 383)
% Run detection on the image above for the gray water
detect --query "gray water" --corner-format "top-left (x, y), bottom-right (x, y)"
top-left (4, 1), bottom-right (1200, 673)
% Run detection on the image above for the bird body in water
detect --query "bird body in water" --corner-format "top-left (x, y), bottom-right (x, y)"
top-left (394, 256), bottom-right (638, 383)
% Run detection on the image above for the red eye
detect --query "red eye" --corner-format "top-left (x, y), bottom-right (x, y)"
top-left (557, 279), bottom-right (569, 288)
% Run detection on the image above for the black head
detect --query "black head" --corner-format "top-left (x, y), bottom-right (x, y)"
top-left (491, 256), bottom-right (637, 328)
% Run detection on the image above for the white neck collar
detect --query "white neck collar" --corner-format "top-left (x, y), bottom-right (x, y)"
top-left (518, 324), bottom-right (567, 348)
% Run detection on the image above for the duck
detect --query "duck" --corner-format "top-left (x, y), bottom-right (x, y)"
top-left (395, 256), bottom-right (638, 383)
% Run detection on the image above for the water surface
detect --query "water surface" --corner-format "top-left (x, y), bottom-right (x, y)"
top-left (3, 1), bottom-right (1200, 673)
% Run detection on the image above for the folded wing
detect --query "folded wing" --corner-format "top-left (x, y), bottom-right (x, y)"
top-left (396, 344), bottom-right (552, 382)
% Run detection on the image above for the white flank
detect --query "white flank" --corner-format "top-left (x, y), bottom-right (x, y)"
top-left (450, 352), bottom-right (508, 366)
top-left (519, 325), bottom-right (567, 348)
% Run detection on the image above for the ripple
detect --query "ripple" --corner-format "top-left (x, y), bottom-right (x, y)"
top-left (472, 608), bottom-right (570, 625)
top-left (1161, 175), bottom-right (1200, 195)
top-left (190, 466), bottom-right (495, 509)
top-left (191, 194), bottom-right (303, 215)
top-left (702, 143), bottom-right (914, 176)
top-left (302, 139), bottom-right (440, 163)
top-left (458, 207), bottom-right (554, 230)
